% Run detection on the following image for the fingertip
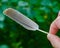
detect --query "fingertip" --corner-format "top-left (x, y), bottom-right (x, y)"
top-left (47, 34), bottom-right (52, 40)
top-left (49, 21), bottom-right (58, 34)
top-left (47, 34), bottom-right (60, 43)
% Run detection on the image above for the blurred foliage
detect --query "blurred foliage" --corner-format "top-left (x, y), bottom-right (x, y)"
top-left (0, 0), bottom-right (60, 48)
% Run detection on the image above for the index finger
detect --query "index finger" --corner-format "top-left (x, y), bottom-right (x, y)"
top-left (49, 20), bottom-right (58, 34)
top-left (49, 12), bottom-right (60, 34)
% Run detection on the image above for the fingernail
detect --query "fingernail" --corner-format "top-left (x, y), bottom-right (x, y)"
top-left (47, 34), bottom-right (54, 41)
top-left (47, 34), bottom-right (60, 42)
top-left (47, 34), bottom-right (52, 40)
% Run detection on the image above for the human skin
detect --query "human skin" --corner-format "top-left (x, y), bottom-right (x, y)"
top-left (47, 12), bottom-right (60, 48)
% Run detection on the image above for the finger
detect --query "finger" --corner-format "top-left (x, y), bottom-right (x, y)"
top-left (47, 34), bottom-right (60, 48)
top-left (49, 11), bottom-right (60, 34)
top-left (49, 20), bottom-right (58, 34)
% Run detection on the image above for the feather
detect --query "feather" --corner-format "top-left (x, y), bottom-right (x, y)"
top-left (3, 8), bottom-right (48, 34)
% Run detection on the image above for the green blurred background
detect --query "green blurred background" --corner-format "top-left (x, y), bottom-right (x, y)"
top-left (0, 0), bottom-right (60, 48)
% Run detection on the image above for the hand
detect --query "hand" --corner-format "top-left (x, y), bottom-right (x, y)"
top-left (47, 12), bottom-right (60, 48)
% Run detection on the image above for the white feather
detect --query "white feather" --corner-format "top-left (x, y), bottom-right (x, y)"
top-left (3, 8), bottom-right (48, 34)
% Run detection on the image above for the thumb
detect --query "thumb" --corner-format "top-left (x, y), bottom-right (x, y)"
top-left (47, 34), bottom-right (60, 48)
